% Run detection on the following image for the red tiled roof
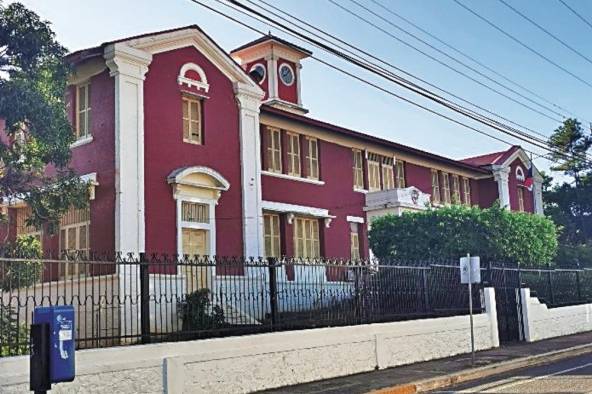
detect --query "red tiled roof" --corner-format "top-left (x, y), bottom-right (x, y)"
top-left (460, 146), bottom-right (520, 167)
top-left (262, 105), bottom-right (490, 174)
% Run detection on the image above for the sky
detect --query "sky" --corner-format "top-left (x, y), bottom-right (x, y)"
top-left (10, 0), bottom-right (592, 178)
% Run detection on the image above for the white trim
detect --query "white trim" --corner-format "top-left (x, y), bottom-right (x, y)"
top-left (492, 166), bottom-right (511, 209)
top-left (278, 63), bottom-right (295, 86)
top-left (104, 43), bottom-right (152, 255)
top-left (515, 166), bottom-right (525, 181)
top-left (354, 188), bottom-right (368, 194)
top-left (346, 216), bottom-right (365, 224)
top-left (295, 63), bottom-right (303, 106)
top-left (262, 170), bottom-right (325, 185)
top-left (178, 62), bottom-right (209, 93)
top-left (175, 196), bottom-right (217, 260)
top-left (70, 135), bottom-right (94, 149)
top-left (262, 200), bottom-right (333, 219)
top-left (167, 166), bottom-right (230, 191)
top-left (248, 62), bottom-right (267, 86)
top-left (267, 55), bottom-right (278, 99)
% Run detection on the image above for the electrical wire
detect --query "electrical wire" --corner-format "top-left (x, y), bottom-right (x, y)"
top-left (186, 0), bottom-right (591, 167)
top-left (453, 0), bottom-right (592, 90)
top-left (369, 0), bottom-right (591, 123)
top-left (557, 0), bottom-right (592, 32)
top-left (496, 0), bottom-right (592, 66)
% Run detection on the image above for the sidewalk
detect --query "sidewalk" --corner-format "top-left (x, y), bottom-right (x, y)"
top-left (259, 331), bottom-right (592, 393)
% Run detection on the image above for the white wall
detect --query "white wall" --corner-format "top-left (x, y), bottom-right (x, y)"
top-left (521, 288), bottom-right (592, 342)
top-left (0, 288), bottom-right (498, 394)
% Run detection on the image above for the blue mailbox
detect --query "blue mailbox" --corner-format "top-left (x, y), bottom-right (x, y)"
top-left (32, 306), bottom-right (76, 384)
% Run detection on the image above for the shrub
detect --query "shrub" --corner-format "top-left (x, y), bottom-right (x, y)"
top-left (0, 235), bottom-right (43, 291)
top-left (369, 204), bottom-right (558, 267)
top-left (554, 244), bottom-right (592, 268)
top-left (179, 289), bottom-right (225, 331)
top-left (0, 304), bottom-right (29, 356)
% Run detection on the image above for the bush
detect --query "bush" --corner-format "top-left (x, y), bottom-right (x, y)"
top-left (0, 235), bottom-right (43, 291)
top-left (554, 244), bottom-right (592, 268)
top-left (179, 289), bottom-right (225, 331)
top-left (369, 204), bottom-right (558, 267)
top-left (0, 304), bottom-right (29, 356)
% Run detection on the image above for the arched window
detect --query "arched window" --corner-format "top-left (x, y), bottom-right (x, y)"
top-left (515, 166), bottom-right (525, 181)
top-left (177, 63), bottom-right (209, 93)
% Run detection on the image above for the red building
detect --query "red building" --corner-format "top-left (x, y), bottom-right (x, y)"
top-left (2, 25), bottom-right (544, 261)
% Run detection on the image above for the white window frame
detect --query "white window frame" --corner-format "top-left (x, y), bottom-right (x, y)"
top-left (267, 127), bottom-right (282, 173)
top-left (293, 216), bottom-right (320, 259)
top-left (517, 187), bottom-right (525, 212)
top-left (431, 170), bottom-right (441, 204)
top-left (182, 95), bottom-right (203, 145)
top-left (305, 137), bottom-right (319, 180)
top-left (263, 213), bottom-right (281, 258)
top-left (441, 172), bottom-right (451, 204)
top-left (176, 196), bottom-right (216, 259)
top-left (463, 178), bottom-right (471, 205)
top-left (75, 82), bottom-right (91, 140)
top-left (353, 149), bottom-right (364, 190)
top-left (59, 212), bottom-right (90, 279)
top-left (286, 132), bottom-right (301, 177)
top-left (368, 157), bottom-right (381, 192)
top-left (395, 160), bottom-right (406, 188)
top-left (451, 174), bottom-right (461, 204)
top-left (382, 164), bottom-right (394, 190)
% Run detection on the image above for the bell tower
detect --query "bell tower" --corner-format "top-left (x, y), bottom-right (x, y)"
top-left (231, 34), bottom-right (311, 114)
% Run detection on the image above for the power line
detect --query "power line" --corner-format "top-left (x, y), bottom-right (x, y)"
top-left (187, 0), bottom-right (591, 167)
top-left (557, 0), bottom-right (592, 32)
top-left (252, 0), bottom-right (550, 140)
top-left (333, 0), bottom-right (564, 123)
top-left (496, 0), bottom-right (592, 66)
top-left (246, 0), bottom-right (592, 164)
top-left (369, 0), bottom-right (590, 123)
top-left (224, 0), bottom-right (592, 164)
top-left (454, 0), bottom-right (592, 90)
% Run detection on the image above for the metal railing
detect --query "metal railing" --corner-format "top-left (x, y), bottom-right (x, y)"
top-left (0, 254), bottom-right (482, 357)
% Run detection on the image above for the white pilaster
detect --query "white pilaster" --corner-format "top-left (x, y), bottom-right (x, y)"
top-left (533, 177), bottom-right (544, 215)
top-left (234, 81), bottom-right (265, 258)
top-left (295, 63), bottom-right (303, 106)
top-left (266, 54), bottom-right (279, 100)
top-left (492, 167), bottom-right (511, 209)
top-left (104, 44), bottom-right (152, 255)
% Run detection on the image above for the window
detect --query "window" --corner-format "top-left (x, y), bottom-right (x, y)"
top-left (350, 223), bottom-right (360, 261)
top-left (441, 172), bottom-right (451, 204)
top-left (368, 153), bottom-right (381, 192)
top-left (286, 133), bottom-right (301, 176)
top-left (266, 127), bottom-right (282, 173)
top-left (279, 63), bottom-right (295, 86)
top-left (395, 160), bottom-right (406, 188)
top-left (451, 175), bottom-right (461, 204)
top-left (59, 207), bottom-right (91, 278)
top-left (517, 187), bottom-right (525, 212)
top-left (76, 83), bottom-right (91, 140)
top-left (353, 149), bottom-right (364, 189)
top-left (182, 202), bottom-right (209, 223)
top-left (431, 170), bottom-right (440, 204)
top-left (305, 137), bottom-right (319, 180)
top-left (382, 157), bottom-right (394, 190)
top-left (264, 213), bottom-right (281, 258)
top-left (463, 178), bottom-right (471, 205)
top-left (182, 96), bottom-right (202, 144)
top-left (294, 217), bottom-right (320, 259)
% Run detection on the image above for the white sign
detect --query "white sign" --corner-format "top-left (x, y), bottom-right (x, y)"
top-left (460, 256), bottom-right (481, 284)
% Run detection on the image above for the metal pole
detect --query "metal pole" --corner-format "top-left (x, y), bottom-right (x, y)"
top-left (468, 253), bottom-right (475, 367)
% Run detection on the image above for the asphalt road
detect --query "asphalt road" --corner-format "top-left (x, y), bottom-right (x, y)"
top-left (431, 352), bottom-right (592, 394)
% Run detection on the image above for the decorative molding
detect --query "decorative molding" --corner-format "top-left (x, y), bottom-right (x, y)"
top-left (262, 170), bottom-right (325, 185)
top-left (167, 166), bottom-right (230, 191)
top-left (177, 62), bottom-right (209, 92)
top-left (492, 166), bottom-right (511, 209)
top-left (80, 172), bottom-right (99, 200)
top-left (262, 200), bottom-right (334, 222)
top-left (346, 216), bottom-right (365, 224)
top-left (70, 135), bottom-right (94, 149)
top-left (364, 186), bottom-right (431, 212)
top-left (515, 166), bottom-right (525, 181)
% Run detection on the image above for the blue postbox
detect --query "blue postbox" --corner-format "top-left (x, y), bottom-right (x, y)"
top-left (32, 306), bottom-right (76, 384)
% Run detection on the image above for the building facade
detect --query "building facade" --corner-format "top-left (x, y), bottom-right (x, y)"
top-left (1, 25), bottom-right (544, 262)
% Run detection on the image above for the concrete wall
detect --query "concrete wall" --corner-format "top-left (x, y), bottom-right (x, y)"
top-left (521, 288), bottom-right (592, 342)
top-left (0, 288), bottom-right (498, 394)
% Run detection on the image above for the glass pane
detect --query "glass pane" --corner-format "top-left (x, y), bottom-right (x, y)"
top-left (183, 120), bottom-right (190, 139)
top-left (182, 100), bottom-right (189, 118)
top-left (79, 225), bottom-right (87, 250)
top-left (190, 101), bottom-right (199, 120)
top-left (78, 86), bottom-right (86, 109)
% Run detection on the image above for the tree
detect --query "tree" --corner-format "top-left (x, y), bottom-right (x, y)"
top-left (0, 2), bottom-right (88, 241)
top-left (547, 118), bottom-right (592, 186)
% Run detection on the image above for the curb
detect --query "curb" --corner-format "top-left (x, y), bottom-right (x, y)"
top-left (368, 343), bottom-right (592, 393)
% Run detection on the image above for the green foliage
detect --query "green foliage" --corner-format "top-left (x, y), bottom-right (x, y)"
top-left (0, 2), bottom-right (88, 234)
top-left (369, 204), bottom-right (558, 267)
top-left (547, 118), bottom-right (592, 183)
top-left (179, 289), bottom-right (225, 331)
top-left (1, 234), bottom-right (43, 291)
top-left (554, 244), bottom-right (592, 269)
top-left (0, 304), bottom-right (28, 356)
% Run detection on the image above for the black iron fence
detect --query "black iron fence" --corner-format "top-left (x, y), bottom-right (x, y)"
top-left (0, 254), bottom-right (482, 357)
top-left (2, 254), bottom-right (591, 357)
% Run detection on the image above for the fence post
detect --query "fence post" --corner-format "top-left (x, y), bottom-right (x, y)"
top-left (354, 265), bottom-right (362, 324)
top-left (576, 262), bottom-right (583, 303)
top-left (547, 263), bottom-right (555, 306)
top-left (267, 257), bottom-right (278, 330)
top-left (421, 268), bottom-right (430, 313)
top-left (139, 253), bottom-right (150, 344)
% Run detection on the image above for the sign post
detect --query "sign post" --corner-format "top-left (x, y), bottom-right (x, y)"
top-left (460, 254), bottom-right (481, 367)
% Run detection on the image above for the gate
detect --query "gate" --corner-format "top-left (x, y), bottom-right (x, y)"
top-left (487, 264), bottom-right (523, 343)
